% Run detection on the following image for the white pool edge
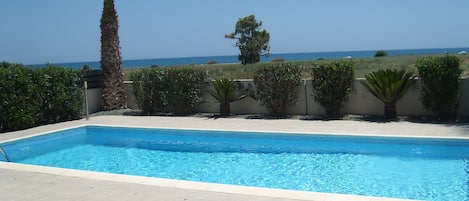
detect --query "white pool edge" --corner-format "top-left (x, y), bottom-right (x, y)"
top-left (3, 123), bottom-right (469, 144)
top-left (0, 162), bottom-right (415, 201)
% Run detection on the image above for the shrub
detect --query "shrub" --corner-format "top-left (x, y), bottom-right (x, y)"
top-left (416, 55), bottom-right (462, 119)
top-left (271, 58), bottom-right (285, 62)
top-left (0, 65), bottom-right (83, 132)
top-left (253, 63), bottom-right (302, 117)
top-left (0, 61), bottom-right (24, 68)
top-left (375, 50), bottom-right (388, 57)
top-left (207, 60), bottom-right (218, 64)
top-left (130, 68), bottom-right (167, 113)
top-left (361, 69), bottom-right (415, 119)
top-left (0, 67), bottom-right (39, 132)
top-left (311, 60), bottom-right (355, 116)
top-left (165, 68), bottom-right (207, 113)
top-left (82, 64), bottom-right (92, 71)
top-left (130, 67), bottom-right (207, 114)
top-left (36, 66), bottom-right (83, 123)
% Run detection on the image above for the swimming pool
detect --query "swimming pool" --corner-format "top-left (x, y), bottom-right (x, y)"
top-left (1, 125), bottom-right (468, 201)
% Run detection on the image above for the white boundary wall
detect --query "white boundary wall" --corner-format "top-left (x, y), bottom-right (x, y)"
top-left (86, 88), bottom-right (103, 114)
top-left (111, 78), bottom-right (469, 117)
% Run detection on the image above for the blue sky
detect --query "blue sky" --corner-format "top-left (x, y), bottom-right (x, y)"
top-left (1, 0), bottom-right (469, 64)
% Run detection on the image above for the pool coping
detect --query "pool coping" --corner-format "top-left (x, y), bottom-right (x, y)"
top-left (3, 115), bottom-right (467, 201)
top-left (0, 162), bottom-right (415, 201)
top-left (4, 123), bottom-right (469, 144)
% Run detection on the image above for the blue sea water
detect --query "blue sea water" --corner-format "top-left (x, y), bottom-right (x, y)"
top-left (31, 47), bottom-right (469, 70)
top-left (2, 126), bottom-right (469, 201)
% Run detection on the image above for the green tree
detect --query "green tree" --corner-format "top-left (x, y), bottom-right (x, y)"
top-left (207, 78), bottom-right (246, 117)
top-left (225, 15), bottom-right (270, 65)
top-left (361, 69), bottom-right (415, 119)
top-left (100, 0), bottom-right (126, 110)
top-left (374, 50), bottom-right (388, 57)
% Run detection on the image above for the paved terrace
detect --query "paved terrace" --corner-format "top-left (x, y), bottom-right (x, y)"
top-left (1, 115), bottom-right (469, 201)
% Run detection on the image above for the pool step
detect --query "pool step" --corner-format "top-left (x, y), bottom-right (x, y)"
top-left (0, 146), bottom-right (10, 162)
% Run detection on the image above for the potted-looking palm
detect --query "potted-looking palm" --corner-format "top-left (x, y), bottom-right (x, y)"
top-left (208, 78), bottom-right (246, 117)
top-left (361, 69), bottom-right (415, 119)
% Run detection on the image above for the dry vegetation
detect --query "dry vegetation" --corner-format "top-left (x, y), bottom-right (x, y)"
top-left (124, 53), bottom-right (469, 80)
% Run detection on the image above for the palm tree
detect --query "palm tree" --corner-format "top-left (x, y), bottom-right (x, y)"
top-left (361, 69), bottom-right (415, 119)
top-left (100, 0), bottom-right (126, 110)
top-left (208, 78), bottom-right (246, 116)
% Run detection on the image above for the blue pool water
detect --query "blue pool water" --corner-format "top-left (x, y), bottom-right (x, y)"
top-left (1, 126), bottom-right (469, 201)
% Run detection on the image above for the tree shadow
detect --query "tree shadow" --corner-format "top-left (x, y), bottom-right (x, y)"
top-left (244, 114), bottom-right (293, 120)
top-left (300, 115), bottom-right (350, 121)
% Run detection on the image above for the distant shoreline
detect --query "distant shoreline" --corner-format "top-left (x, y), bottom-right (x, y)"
top-left (30, 47), bottom-right (469, 69)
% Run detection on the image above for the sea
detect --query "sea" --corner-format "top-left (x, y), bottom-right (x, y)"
top-left (31, 47), bottom-right (468, 70)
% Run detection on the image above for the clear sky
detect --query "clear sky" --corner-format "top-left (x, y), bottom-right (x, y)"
top-left (1, 0), bottom-right (469, 64)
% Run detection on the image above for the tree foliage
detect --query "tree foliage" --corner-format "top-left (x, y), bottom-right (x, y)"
top-left (374, 50), bottom-right (388, 57)
top-left (311, 60), bottom-right (355, 116)
top-left (253, 63), bottom-right (302, 117)
top-left (361, 69), bottom-right (415, 118)
top-left (416, 55), bottom-right (462, 119)
top-left (225, 15), bottom-right (270, 65)
top-left (100, 0), bottom-right (126, 110)
top-left (0, 61), bottom-right (24, 68)
top-left (130, 67), bottom-right (207, 114)
top-left (0, 65), bottom-right (82, 132)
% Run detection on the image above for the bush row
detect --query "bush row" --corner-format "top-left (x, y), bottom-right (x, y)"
top-left (130, 62), bottom-right (349, 118)
top-left (258, 55), bottom-right (462, 119)
top-left (1, 54), bottom-right (461, 133)
top-left (130, 55), bottom-right (462, 119)
top-left (0, 64), bottom-right (83, 132)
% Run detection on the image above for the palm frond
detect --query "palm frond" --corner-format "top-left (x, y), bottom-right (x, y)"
top-left (208, 78), bottom-right (246, 104)
top-left (361, 69), bottom-right (415, 104)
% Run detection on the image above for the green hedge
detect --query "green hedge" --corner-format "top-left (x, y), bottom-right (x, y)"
top-left (416, 55), bottom-right (462, 119)
top-left (130, 68), bottom-right (167, 113)
top-left (130, 67), bottom-right (207, 114)
top-left (311, 60), bottom-right (355, 116)
top-left (36, 66), bottom-right (83, 123)
top-left (253, 63), bottom-right (302, 117)
top-left (0, 64), bottom-right (83, 132)
top-left (0, 67), bottom-right (39, 131)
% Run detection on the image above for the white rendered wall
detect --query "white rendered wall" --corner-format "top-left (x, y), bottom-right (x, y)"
top-left (93, 78), bottom-right (468, 118)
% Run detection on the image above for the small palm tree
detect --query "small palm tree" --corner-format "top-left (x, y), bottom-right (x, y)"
top-left (361, 69), bottom-right (415, 119)
top-left (208, 78), bottom-right (246, 116)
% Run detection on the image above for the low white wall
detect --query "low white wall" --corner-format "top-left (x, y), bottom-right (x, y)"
top-left (86, 88), bottom-right (102, 114)
top-left (342, 79), bottom-right (432, 116)
top-left (94, 78), bottom-right (469, 117)
top-left (197, 78), bottom-right (469, 117)
top-left (125, 82), bottom-right (138, 109)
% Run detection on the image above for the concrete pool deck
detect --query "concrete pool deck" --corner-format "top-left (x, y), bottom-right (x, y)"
top-left (1, 115), bottom-right (469, 201)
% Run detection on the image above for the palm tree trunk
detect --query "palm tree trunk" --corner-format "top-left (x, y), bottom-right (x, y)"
top-left (100, 0), bottom-right (126, 110)
top-left (220, 102), bottom-right (231, 117)
top-left (384, 103), bottom-right (397, 119)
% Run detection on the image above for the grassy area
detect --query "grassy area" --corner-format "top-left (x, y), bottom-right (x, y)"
top-left (123, 53), bottom-right (469, 80)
